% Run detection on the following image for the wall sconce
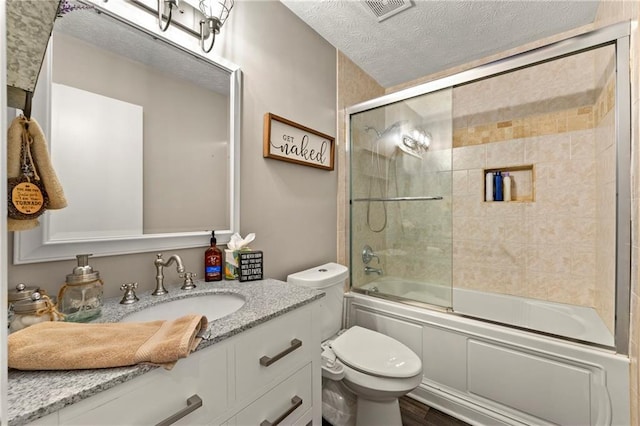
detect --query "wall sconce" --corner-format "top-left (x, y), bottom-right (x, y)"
top-left (198, 0), bottom-right (234, 53)
top-left (155, 0), bottom-right (233, 53)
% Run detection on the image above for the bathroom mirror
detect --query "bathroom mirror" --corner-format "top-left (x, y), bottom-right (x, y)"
top-left (13, 1), bottom-right (241, 263)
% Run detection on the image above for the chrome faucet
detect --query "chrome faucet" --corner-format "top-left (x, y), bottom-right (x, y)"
top-left (364, 266), bottom-right (383, 275)
top-left (153, 253), bottom-right (185, 296)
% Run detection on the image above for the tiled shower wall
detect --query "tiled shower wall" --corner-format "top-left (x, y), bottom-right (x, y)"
top-left (349, 45), bottom-right (617, 329)
top-left (451, 46), bottom-right (616, 332)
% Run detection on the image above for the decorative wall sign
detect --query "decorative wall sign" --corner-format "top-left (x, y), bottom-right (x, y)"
top-left (263, 113), bottom-right (335, 171)
top-left (238, 251), bottom-right (263, 282)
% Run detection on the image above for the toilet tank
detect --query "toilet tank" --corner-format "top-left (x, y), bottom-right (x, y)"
top-left (287, 263), bottom-right (349, 341)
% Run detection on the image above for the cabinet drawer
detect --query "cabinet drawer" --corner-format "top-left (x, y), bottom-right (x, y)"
top-left (58, 343), bottom-right (227, 425)
top-left (235, 307), bottom-right (312, 397)
top-left (235, 363), bottom-right (312, 426)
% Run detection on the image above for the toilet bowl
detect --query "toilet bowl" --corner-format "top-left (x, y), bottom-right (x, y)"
top-left (287, 263), bottom-right (423, 426)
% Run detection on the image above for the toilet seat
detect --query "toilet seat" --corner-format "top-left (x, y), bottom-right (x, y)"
top-left (340, 360), bottom-right (423, 400)
top-left (330, 326), bottom-right (422, 378)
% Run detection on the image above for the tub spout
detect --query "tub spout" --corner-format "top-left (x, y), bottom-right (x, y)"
top-left (364, 266), bottom-right (383, 276)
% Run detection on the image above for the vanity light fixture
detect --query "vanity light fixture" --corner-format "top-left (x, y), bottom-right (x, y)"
top-left (157, 0), bottom-right (181, 32)
top-left (198, 0), bottom-right (234, 53)
top-left (155, 0), bottom-right (234, 53)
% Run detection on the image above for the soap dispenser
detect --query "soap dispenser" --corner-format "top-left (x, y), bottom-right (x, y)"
top-left (58, 254), bottom-right (104, 322)
top-left (205, 231), bottom-right (223, 282)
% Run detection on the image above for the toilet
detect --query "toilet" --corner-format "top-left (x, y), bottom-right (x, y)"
top-left (287, 263), bottom-right (422, 426)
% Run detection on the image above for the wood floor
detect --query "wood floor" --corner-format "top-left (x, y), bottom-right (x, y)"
top-left (399, 396), bottom-right (471, 426)
top-left (321, 396), bottom-right (470, 426)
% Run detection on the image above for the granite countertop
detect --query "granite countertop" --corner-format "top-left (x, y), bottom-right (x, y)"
top-left (7, 278), bottom-right (324, 426)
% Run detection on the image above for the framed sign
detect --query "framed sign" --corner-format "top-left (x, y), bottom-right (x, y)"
top-left (263, 113), bottom-right (335, 171)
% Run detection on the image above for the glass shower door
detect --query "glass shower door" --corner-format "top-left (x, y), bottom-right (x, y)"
top-left (349, 88), bottom-right (453, 308)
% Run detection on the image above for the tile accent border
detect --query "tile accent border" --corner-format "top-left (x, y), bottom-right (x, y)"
top-left (453, 77), bottom-right (615, 148)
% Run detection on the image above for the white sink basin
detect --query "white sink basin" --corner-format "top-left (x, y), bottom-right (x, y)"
top-left (120, 294), bottom-right (245, 323)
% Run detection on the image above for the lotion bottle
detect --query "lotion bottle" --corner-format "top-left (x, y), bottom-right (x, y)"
top-left (205, 231), bottom-right (223, 282)
top-left (503, 172), bottom-right (512, 202)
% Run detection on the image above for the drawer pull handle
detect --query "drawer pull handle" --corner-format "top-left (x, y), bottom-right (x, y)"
top-left (260, 395), bottom-right (303, 426)
top-left (156, 394), bottom-right (203, 426)
top-left (260, 338), bottom-right (302, 366)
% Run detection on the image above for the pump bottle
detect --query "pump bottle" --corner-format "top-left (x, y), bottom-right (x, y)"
top-left (205, 231), bottom-right (223, 281)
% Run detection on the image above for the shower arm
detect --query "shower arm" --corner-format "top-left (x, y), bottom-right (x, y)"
top-left (364, 125), bottom-right (381, 138)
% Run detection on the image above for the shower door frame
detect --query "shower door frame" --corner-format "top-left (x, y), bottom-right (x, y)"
top-left (346, 21), bottom-right (632, 354)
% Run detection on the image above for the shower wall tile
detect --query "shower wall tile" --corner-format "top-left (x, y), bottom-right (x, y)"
top-left (570, 129), bottom-right (597, 159)
top-left (533, 133), bottom-right (572, 163)
top-left (571, 246), bottom-right (597, 277)
top-left (452, 49), bottom-right (597, 126)
top-left (452, 144), bottom-right (486, 170)
top-left (545, 273), bottom-right (593, 306)
top-left (422, 149), bottom-right (453, 174)
top-left (453, 73), bottom-right (615, 150)
top-left (453, 194), bottom-right (481, 217)
top-left (452, 125), bottom-right (599, 307)
top-left (525, 271), bottom-right (550, 300)
top-left (486, 139), bottom-right (525, 168)
top-left (337, 51), bottom-right (385, 274)
top-left (452, 170), bottom-right (468, 195)
top-left (467, 169), bottom-right (484, 196)
top-left (528, 244), bottom-right (572, 274)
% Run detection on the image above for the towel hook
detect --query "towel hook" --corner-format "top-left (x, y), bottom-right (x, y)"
top-left (23, 91), bottom-right (33, 120)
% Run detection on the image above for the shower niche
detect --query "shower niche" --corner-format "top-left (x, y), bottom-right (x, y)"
top-left (483, 164), bottom-right (534, 202)
top-left (348, 26), bottom-right (630, 353)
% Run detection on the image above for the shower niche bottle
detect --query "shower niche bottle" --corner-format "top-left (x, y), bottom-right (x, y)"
top-left (205, 231), bottom-right (223, 282)
top-left (485, 172), bottom-right (494, 201)
top-left (494, 171), bottom-right (503, 201)
top-left (503, 172), bottom-right (512, 202)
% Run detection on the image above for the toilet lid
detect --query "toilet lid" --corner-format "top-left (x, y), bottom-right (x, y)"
top-left (330, 326), bottom-right (422, 378)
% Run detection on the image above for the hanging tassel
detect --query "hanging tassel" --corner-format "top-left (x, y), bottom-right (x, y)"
top-left (7, 115), bottom-right (67, 231)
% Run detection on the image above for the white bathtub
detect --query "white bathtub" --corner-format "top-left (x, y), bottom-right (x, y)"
top-left (358, 278), bottom-right (614, 347)
top-left (346, 291), bottom-right (630, 426)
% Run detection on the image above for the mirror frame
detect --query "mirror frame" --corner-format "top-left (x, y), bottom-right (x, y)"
top-left (13, 0), bottom-right (241, 264)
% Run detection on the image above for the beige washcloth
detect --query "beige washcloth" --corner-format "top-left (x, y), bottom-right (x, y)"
top-left (7, 115), bottom-right (67, 231)
top-left (8, 315), bottom-right (207, 371)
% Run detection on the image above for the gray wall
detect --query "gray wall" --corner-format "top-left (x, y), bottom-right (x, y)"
top-left (7, 1), bottom-right (337, 299)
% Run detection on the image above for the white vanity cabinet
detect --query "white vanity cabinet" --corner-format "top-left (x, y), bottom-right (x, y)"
top-left (26, 302), bottom-right (321, 426)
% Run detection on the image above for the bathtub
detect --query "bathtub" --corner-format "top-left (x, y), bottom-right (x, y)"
top-left (358, 278), bottom-right (615, 347)
top-left (346, 290), bottom-right (630, 425)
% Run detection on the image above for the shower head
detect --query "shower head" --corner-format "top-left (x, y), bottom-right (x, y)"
top-left (367, 121), bottom-right (431, 158)
top-left (400, 128), bottom-right (431, 158)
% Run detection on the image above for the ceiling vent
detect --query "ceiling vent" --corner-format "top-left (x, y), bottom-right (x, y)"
top-left (363, 0), bottom-right (413, 22)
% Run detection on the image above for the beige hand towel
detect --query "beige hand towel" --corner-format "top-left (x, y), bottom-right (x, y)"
top-left (7, 115), bottom-right (67, 231)
top-left (8, 315), bottom-right (207, 371)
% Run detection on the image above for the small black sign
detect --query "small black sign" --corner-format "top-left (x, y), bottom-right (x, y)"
top-left (238, 251), bottom-right (263, 282)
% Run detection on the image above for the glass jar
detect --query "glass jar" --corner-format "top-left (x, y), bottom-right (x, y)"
top-left (58, 254), bottom-right (103, 322)
top-left (8, 283), bottom-right (39, 327)
top-left (10, 292), bottom-right (62, 333)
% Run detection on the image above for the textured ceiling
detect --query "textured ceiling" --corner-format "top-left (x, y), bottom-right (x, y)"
top-left (280, 0), bottom-right (600, 88)
top-left (54, 7), bottom-right (230, 94)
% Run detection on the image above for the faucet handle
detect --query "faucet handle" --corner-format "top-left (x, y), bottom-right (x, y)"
top-left (119, 282), bottom-right (139, 305)
top-left (362, 245), bottom-right (380, 264)
top-left (179, 272), bottom-right (197, 290)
